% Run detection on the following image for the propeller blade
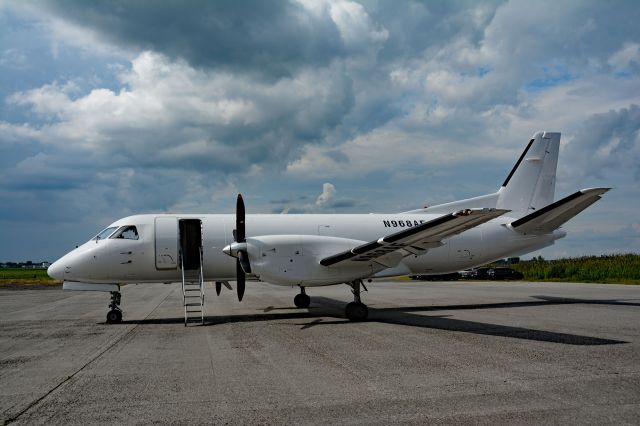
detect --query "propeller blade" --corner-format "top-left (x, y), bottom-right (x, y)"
top-left (236, 194), bottom-right (245, 242)
top-left (236, 259), bottom-right (245, 301)
top-left (235, 193), bottom-right (247, 302)
top-left (238, 250), bottom-right (252, 274)
top-left (215, 281), bottom-right (221, 296)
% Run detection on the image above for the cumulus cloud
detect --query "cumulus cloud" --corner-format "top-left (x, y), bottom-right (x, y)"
top-left (562, 104), bottom-right (640, 184)
top-left (5, 51), bottom-right (354, 175)
top-left (608, 42), bottom-right (640, 73)
top-left (1, 0), bottom-right (640, 260)
top-left (315, 182), bottom-right (336, 207)
top-left (266, 182), bottom-right (358, 213)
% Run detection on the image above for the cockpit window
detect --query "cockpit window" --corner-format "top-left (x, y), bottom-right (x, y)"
top-left (93, 226), bottom-right (118, 241)
top-left (111, 225), bottom-right (139, 240)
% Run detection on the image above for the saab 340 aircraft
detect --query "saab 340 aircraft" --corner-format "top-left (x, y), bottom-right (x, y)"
top-left (48, 131), bottom-right (609, 324)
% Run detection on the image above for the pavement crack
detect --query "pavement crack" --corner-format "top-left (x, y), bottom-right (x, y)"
top-left (3, 288), bottom-right (173, 425)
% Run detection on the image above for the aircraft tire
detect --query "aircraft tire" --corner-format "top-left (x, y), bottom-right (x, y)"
top-left (294, 293), bottom-right (311, 308)
top-left (106, 309), bottom-right (122, 324)
top-left (345, 302), bottom-right (368, 321)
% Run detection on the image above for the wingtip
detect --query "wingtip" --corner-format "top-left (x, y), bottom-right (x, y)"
top-left (580, 187), bottom-right (611, 196)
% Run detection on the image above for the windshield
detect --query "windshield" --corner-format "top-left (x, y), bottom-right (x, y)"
top-left (92, 226), bottom-right (118, 241)
top-left (111, 226), bottom-right (139, 240)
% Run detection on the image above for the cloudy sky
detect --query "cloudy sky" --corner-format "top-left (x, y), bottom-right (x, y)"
top-left (1, 0), bottom-right (639, 262)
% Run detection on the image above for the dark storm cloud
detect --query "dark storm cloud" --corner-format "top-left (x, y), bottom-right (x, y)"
top-left (2, 0), bottom-right (640, 260)
top-left (367, 0), bottom-right (501, 59)
top-left (563, 104), bottom-right (640, 183)
top-left (38, 0), bottom-right (345, 77)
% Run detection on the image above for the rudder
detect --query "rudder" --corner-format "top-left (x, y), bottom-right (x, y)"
top-left (496, 131), bottom-right (560, 216)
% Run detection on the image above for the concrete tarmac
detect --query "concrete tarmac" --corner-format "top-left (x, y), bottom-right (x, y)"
top-left (1, 280), bottom-right (639, 425)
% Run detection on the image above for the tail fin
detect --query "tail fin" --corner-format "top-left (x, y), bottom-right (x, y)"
top-left (496, 131), bottom-right (560, 216)
top-left (405, 131), bottom-right (560, 216)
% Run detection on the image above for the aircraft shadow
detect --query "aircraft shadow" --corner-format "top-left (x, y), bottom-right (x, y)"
top-left (121, 295), bottom-right (633, 345)
top-left (301, 296), bottom-right (630, 345)
top-left (120, 310), bottom-right (316, 326)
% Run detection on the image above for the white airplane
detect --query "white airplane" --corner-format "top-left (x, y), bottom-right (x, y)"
top-left (48, 131), bottom-right (609, 324)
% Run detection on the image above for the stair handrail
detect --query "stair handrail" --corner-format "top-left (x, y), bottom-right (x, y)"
top-left (199, 245), bottom-right (204, 324)
top-left (180, 248), bottom-right (187, 326)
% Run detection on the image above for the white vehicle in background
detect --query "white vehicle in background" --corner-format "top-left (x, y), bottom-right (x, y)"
top-left (48, 132), bottom-right (609, 324)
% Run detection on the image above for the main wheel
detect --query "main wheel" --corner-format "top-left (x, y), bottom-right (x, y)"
top-left (106, 309), bottom-right (122, 324)
top-left (345, 302), bottom-right (368, 321)
top-left (294, 293), bottom-right (311, 308)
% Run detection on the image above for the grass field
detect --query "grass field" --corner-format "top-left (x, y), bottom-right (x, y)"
top-left (0, 268), bottom-right (60, 285)
top-left (507, 254), bottom-right (640, 284)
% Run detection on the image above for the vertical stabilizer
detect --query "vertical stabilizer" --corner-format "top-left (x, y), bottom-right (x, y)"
top-left (496, 131), bottom-right (560, 216)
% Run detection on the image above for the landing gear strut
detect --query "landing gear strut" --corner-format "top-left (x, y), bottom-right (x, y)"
top-left (345, 280), bottom-right (368, 321)
top-left (106, 291), bottom-right (122, 324)
top-left (294, 286), bottom-right (311, 308)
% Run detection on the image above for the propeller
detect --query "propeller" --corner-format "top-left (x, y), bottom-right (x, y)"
top-left (235, 194), bottom-right (251, 301)
top-left (236, 257), bottom-right (245, 301)
top-left (221, 194), bottom-right (252, 302)
top-left (214, 281), bottom-right (233, 296)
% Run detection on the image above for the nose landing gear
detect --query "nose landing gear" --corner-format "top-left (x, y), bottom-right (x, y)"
top-left (106, 291), bottom-right (122, 324)
top-left (293, 286), bottom-right (311, 308)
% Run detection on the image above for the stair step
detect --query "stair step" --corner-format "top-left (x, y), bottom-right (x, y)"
top-left (182, 259), bottom-right (204, 323)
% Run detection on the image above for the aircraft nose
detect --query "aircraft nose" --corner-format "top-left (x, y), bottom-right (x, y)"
top-left (47, 260), bottom-right (66, 281)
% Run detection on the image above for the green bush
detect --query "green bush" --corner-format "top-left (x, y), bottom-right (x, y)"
top-left (505, 254), bottom-right (640, 284)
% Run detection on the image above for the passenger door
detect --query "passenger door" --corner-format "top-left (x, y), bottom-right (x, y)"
top-left (155, 217), bottom-right (178, 269)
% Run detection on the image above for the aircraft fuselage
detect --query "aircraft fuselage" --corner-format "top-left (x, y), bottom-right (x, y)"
top-left (48, 212), bottom-right (563, 286)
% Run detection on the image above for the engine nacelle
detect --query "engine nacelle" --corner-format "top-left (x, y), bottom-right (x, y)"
top-left (245, 235), bottom-right (384, 286)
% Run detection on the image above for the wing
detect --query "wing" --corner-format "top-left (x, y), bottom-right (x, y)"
top-left (510, 187), bottom-right (610, 234)
top-left (320, 208), bottom-right (509, 267)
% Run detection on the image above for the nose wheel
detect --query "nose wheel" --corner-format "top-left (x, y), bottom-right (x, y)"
top-left (294, 286), bottom-right (311, 308)
top-left (106, 291), bottom-right (123, 324)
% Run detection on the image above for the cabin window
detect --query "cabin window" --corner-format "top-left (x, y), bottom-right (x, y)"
top-left (93, 226), bottom-right (118, 241)
top-left (112, 226), bottom-right (139, 240)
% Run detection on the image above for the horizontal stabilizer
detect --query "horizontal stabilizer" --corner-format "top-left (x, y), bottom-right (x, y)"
top-left (320, 208), bottom-right (509, 267)
top-left (510, 188), bottom-right (610, 234)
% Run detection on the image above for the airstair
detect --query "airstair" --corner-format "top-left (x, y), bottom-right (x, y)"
top-left (179, 219), bottom-right (205, 326)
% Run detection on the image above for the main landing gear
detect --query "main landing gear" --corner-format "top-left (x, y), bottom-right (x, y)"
top-left (345, 280), bottom-right (368, 321)
top-left (294, 286), bottom-right (311, 308)
top-left (106, 291), bottom-right (123, 324)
